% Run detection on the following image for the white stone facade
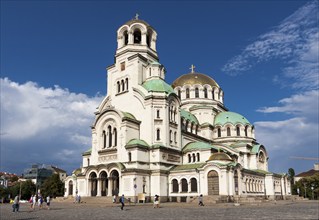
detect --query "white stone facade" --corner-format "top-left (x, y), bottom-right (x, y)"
top-left (64, 18), bottom-right (290, 202)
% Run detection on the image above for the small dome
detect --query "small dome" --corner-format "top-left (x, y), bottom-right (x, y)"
top-left (214, 111), bottom-right (250, 126)
top-left (207, 152), bottom-right (233, 161)
top-left (172, 72), bottom-right (219, 89)
top-left (124, 19), bottom-right (151, 28)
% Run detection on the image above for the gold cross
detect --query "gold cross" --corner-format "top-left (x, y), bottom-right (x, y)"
top-left (190, 64), bottom-right (196, 73)
top-left (135, 13), bottom-right (139, 20)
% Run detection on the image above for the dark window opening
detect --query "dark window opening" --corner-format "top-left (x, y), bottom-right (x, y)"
top-left (134, 30), bottom-right (141, 44)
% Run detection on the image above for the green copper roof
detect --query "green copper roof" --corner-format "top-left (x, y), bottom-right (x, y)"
top-left (126, 139), bottom-right (149, 149)
top-left (121, 111), bottom-right (136, 120)
top-left (82, 148), bottom-right (92, 156)
top-left (182, 142), bottom-right (219, 153)
top-left (180, 109), bottom-right (199, 124)
top-left (251, 144), bottom-right (261, 154)
top-left (170, 163), bottom-right (205, 171)
top-left (142, 79), bottom-right (175, 94)
top-left (214, 111), bottom-right (250, 126)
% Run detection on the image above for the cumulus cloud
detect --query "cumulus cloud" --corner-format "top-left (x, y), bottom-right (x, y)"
top-left (255, 90), bottom-right (319, 174)
top-left (0, 78), bottom-right (103, 174)
top-left (222, 1), bottom-right (319, 90)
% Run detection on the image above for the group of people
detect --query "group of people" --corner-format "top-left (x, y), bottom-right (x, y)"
top-left (12, 194), bottom-right (51, 213)
top-left (29, 194), bottom-right (51, 210)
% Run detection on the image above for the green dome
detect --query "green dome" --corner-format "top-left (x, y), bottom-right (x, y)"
top-left (214, 111), bottom-right (250, 126)
top-left (142, 79), bottom-right (175, 94)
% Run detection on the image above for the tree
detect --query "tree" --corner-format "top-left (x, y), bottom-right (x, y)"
top-left (288, 168), bottom-right (296, 194)
top-left (40, 174), bottom-right (64, 198)
top-left (8, 180), bottom-right (36, 200)
top-left (294, 174), bottom-right (319, 199)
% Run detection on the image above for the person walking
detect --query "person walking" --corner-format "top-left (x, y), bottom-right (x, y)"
top-left (46, 195), bottom-right (51, 210)
top-left (119, 194), bottom-right (125, 210)
top-left (12, 195), bottom-right (20, 212)
top-left (153, 195), bottom-right (159, 208)
top-left (198, 194), bottom-right (204, 206)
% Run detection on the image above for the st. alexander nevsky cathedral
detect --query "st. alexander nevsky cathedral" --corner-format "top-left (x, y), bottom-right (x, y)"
top-left (64, 16), bottom-right (291, 203)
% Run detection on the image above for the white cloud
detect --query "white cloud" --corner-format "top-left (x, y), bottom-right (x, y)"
top-left (222, 1), bottom-right (319, 90)
top-left (0, 78), bottom-right (103, 174)
top-left (255, 91), bottom-right (319, 174)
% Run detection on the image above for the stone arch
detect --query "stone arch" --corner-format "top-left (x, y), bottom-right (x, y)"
top-left (190, 178), bottom-right (198, 192)
top-left (207, 170), bottom-right (219, 195)
top-left (68, 180), bottom-right (73, 196)
top-left (172, 179), bottom-right (179, 193)
top-left (181, 178), bottom-right (188, 192)
top-left (110, 170), bottom-right (120, 196)
top-left (99, 171), bottom-right (108, 196)
top-left (89, 172), bottom-right (98, 196)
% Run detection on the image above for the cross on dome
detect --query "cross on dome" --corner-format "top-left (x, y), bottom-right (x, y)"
top-left (190, 64), bottom-right (196, 73)
top-left (135, 13), bottom-right (139, 20)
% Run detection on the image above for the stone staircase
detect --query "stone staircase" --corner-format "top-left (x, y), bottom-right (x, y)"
top-left (188, 195), bottom-right (224, 204)
top-left (54, 196), bottom-right (115, 204)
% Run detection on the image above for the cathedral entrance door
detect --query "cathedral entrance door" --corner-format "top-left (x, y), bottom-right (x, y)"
top-left (100, 171), bottom-right (108, 196)
top-left (68, 180), bottom-right (73, 196)
top-left (207, 170), bottom-right (219, 195)
top-left (89, 172), bottom-right (97, 196)
top-left (110, 170), bottom-right (119, 196)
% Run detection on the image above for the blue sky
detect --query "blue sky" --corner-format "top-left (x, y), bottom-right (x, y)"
top-left (1, 1), bottom-right (318, 175)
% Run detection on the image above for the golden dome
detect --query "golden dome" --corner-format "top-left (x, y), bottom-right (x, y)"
top-left (207, 152), bottom-right (233, 161)
top-left (172, 72), bottom-right (220, 89)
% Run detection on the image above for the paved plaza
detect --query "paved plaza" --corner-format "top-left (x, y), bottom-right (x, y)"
top-left (1, 200), bottom-right (318, 220)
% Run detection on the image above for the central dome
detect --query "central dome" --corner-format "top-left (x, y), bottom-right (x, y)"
top-left (172, 72), bottom-right (219, 88)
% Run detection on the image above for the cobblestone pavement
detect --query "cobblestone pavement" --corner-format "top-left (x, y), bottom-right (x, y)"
top-left (1, 200), bottom-right (318, 220)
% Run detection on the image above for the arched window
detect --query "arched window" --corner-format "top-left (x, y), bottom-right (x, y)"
top-left (108, 126), bottom-right (112, 147)
top-left (227, 127), bottom-right (231, 136)
top-left (125, 78), bottom-right (128, 91)
top-left (169, 130), bottom-right (172, 143)
top-left (181, 179), bottom-right (188, 192)
top-left (133, 29), bottom-right (141, 44)
top-left (117, 81), bottom-right (120, 93)
top-left (197, 153), bottom-right (200, 162)
top-left (174, 132), bottom-right (177, 143)
top-left (217, 128), bottom-right (221, 137)
top-left (191, 122), bottom-right (194, 133)
top-left (236, 126), bottom-right (240, 136)
top-left (192, 153), bottom-right (196, 162)
top-left (172, 179), bottom-right (178, 193)
top-left (156, 129), bottom-right (160, 140)
top-left (178, 90), bottom-right (181, 99)
top-left (188, 154), bottom-right (191, 163)
top-left (212, 89), bottom-right (215, 100)
top-left (121, 80), bottom-right (125, 91)
top-left (157, 110), bottom-right (160, 118)
top-left (128, 152), bottom-right (132, 162)
top-left (87, 158), bottom-right (90, 166)
top-left (195, 88), bottom-right (199, 98)
top-left (218, 90), bottom-right (221, 100)
top-left (103, 130), bottom-right (106, 148)
top-left (190, 178), bottom-right (198, 192)
top-left (245, 126), bottom-right (248, 137)
top-left (204, 87), bottom-right (208, 98)
top-left (124, 30), bottom-right (128, 45)
top-left (186, 88), bottom-right (190, 98)
top-left (113, 128), bottom-right (117, 146)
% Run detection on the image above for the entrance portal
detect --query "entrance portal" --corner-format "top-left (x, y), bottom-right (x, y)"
top-left (207, 170), bottom-right (219, 195)
top-left (100, 171), bottom-right (108, 196)
top-left (110, 170), bottom-right (119, 196)
top-left (89, 172), bottom-right (97, 196)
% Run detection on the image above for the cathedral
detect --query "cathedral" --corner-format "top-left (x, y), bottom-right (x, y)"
top-left (64, 17), bottom-right (291, 202)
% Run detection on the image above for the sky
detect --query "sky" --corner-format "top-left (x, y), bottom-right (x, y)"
top-left (1, 0), bottom-right (318, 176)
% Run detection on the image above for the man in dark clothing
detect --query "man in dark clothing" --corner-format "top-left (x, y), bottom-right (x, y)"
top-left (120, 194), bottom-right (125, 210)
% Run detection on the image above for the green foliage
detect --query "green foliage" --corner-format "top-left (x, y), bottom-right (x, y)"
top-left (8, 180), bottom-right (36, 200)
top-left (40, 174), bottom-right (64, 198)
top-left (294, 173), bottom-right (319, 200)
top-left (0, 186), bottom-right (9, 201)
top-left (288, 168), bottom-right (296, 194)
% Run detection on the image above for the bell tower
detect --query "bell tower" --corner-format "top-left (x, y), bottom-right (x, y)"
top-left (106, 15), bottom-right (160, 99)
